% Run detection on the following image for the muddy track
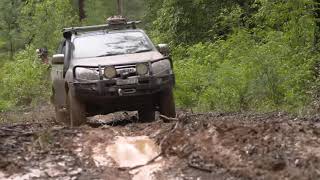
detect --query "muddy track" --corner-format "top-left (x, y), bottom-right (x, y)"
top-left (1, 107), bottom-right (320, 180)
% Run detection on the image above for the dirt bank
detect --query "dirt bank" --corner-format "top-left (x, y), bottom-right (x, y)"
top-left (1, 109), bottom-right (320, 180)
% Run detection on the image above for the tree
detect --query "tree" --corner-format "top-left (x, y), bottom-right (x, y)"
top-left (83, 0), bottom-right (145, 25)
top-left (149, 0), bottom-right (255, 44)
top-left (0, 0), bottom-right (24, 59)
top-left (78, 0), bottom-right (86, 21)
top-left (84, 0), bottom-right (116, 25)
top-left (123, 0), bottom-right (145, 20)
top-left (19, 0), bottom-right (79, 52)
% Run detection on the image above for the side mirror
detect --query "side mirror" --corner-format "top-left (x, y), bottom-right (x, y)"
top-left (156, 44), bottom-right (170, 56)
top-left (52, 54), bottom-right (64, 64)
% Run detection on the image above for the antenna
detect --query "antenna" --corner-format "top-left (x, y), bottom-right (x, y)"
top-left (117, 0), bottom-right (123, 16)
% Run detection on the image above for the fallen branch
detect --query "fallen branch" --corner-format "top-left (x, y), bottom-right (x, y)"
top-left (118, 152), bottom-right (163, 171)
top-left (159, 115), bottom-right (179, 122)
top-left (188, 162), bottom-right (213, 173)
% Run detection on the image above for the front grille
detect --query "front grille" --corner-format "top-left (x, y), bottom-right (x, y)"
top-left (75, 64), bottom-right (141, 80)
top-left (115, 65), bottom-right (137, 79)
top-left (139, 79), bottom-right (149, 84)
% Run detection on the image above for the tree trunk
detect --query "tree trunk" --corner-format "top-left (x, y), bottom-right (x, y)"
top-left (78, 0), bottom-right (86, 21)
top-left (117, 0), bottom-right (123, 15)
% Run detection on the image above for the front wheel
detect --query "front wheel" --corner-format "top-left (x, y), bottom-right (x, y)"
top-left (67, 91), bottom-right (86, 127)
top-left (138, 108), bottom-right (155, 123)
top-left (159, 89), bottom-right (176, 118)
top-left (54, 106), bottom-right (68, 124)
top-left (53, 88), bottom-right (68, 124)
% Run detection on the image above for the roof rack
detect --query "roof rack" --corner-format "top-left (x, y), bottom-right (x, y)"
top-left (63, 16), bottom-right (141, 39)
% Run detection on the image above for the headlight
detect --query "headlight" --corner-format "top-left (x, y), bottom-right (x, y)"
top-left (152, 59), bottom-right (172, 76)
top-left (104, 66), bottom-right (117, 79)
top-left (75, 67), bottom-right (99, 80)
top-left (136, 63), bottom-right (149, 75)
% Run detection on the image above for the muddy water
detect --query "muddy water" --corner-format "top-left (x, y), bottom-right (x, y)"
top-left (108, 136), bottom-right (163, 180)
top-left (106, 136), bottom-right (161, 168)
top-left (130, 161), bottom-right (164, 180)
top-left (90, 135), bottom-right (164, 180)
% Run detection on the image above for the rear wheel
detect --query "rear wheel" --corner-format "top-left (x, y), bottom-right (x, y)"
top-left (138, 107), bottom-right (155, 123)
top-left (67, 91), bottom-right (86, 127)
top-left (159, 89), bottom-right (176, 118)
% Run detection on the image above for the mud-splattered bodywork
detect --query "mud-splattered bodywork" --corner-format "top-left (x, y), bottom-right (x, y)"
top-left (51, 27), bottom-right (175, 116)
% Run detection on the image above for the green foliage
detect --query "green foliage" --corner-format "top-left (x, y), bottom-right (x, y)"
top-left (0, 0), bottom-right (24, 58)
top-left (84, 0), bottom-right (146, 25)
top-left (173, 0), bottom-right (319, 113)
top-left (123, 0), bottom-right (146, 20)
top-left (83, 0), bottom-right (116, 25)
top-left (0, 0), bottom-right (78, 111)
top-left (0, 0), bottom-right (147, 111)
top-left (0, 0), bottom-right (319, 115)
top-left (19, 0), bottom-right (79, 52)
top-left (149, 0), bottom-right (253, 44)
top-left (0, 46), bottom-right (50, 110)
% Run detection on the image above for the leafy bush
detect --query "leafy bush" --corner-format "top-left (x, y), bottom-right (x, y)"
top-left (174, 10), bottom-right (318, 113)
top-left (19, 0), bottom-right (79, 51)
top-left (0, 46), bottom-right (50, 111)
top-left (0, 0), bottom-right (78, 111)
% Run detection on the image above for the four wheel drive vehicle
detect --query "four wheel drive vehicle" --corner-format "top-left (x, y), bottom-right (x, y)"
top-left (51, 17), bottom-right (176, 126)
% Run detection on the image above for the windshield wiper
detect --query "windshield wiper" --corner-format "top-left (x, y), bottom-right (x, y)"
top-left (133, 49), bottom-right (152, 54)
top-left (96, 53), bottom-right (123, 57)
top-left (97, 49), bottom-right (152, 57)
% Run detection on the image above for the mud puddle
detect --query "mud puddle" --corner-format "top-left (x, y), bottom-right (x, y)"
top-left (106, 136), bottom-right (160, 168)
top-left (91, 136), bottom-right (163, 180)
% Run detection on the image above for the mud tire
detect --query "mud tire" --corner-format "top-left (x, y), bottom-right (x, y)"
top-left (53, 88), bottom-right (69, 124)
top-left (138, 108), bottom-right (155, 123)
top-left (54, 106), bottom-right (68, 124)
top-left (67, 91), bottom-right (86, 127)
top-left (159, 89), bottom-right (176, 118)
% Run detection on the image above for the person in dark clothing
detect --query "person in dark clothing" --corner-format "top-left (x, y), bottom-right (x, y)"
top-left (36, 48), bottom-right (49, 64)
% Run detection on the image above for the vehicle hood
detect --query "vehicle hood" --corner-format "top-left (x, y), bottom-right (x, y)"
top-left (71, 51), bottom-right (164, 67)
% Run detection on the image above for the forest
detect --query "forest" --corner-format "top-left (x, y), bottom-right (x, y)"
top-left (3, 1), bottom-right (320, 179)
top-left (1, 0), bottom-right (320, 114)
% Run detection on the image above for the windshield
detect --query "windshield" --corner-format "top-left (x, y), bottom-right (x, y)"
top-left (72, 31), bottom-right (153, 59)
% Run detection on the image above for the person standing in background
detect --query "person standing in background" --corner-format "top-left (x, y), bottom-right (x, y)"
top-left (36, 48), bottom-right (49, 65)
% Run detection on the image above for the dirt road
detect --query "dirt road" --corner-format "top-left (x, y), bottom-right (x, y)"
top-left (1, 106), bottom-right (320, 180)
